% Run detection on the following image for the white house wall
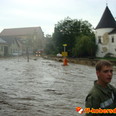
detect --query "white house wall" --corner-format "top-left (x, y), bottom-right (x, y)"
top-left (109, 34), bottom-right (116, 56)
top-left (95, 28), bottom-right (114, 35)
top-left (96, 44), bottom-right (108, 57)
top-left (95, 28), bottom-right (115, 57)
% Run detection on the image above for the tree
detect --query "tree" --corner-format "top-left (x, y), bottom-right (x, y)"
top-left (53, 17), bottom-right (81, 56)
top-left (53, 17), bottom-right (97, 57)
top-left (73, 35), bottom-right (97, 57)
top-left (44, 34), bottom-right (57, 55)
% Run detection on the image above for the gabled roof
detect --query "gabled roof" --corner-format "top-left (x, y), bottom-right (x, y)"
top-left (2, 36), bottom-right (21, 46)
top-left (0, 38), bottom-right (7, 44)
top-left (109, 28), bottom-right (116, 34)
top-left (1, 37), bottom-right (23, 47)
top-left (0, 27), bottom-right (43, 36)
top-left (96, 6), bottom-right (116, 29)
top-left (1, 37), bottom-right (16, 45)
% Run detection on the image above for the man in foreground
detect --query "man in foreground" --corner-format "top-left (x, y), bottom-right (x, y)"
top-left (85, 60), bottom-right (116, 116)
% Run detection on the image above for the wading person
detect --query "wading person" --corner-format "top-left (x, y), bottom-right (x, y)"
top-left (85, 60), bottom-right (116, 116)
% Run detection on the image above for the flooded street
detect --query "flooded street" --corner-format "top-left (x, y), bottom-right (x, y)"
top-left (0, 57), bottom-right (116, 116)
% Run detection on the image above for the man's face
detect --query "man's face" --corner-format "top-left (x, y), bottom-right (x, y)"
top-left (96, 66), bottom-right (113, 84)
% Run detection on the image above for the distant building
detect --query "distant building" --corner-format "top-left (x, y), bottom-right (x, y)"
top-left (95, 6), bottom-right (116, 57)
top-left (0, 27), bottom-right (45, 56)
top-left (0, 38), bottom-right (8, 56)
top-left (1, 37), bottom-right (22, 56)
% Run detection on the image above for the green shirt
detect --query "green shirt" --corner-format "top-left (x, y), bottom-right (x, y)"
top-left (85, 81), bottom-right (116, 116)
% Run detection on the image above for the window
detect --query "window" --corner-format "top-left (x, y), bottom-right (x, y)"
top-left (98, 36), bottom-right (101, 44)
top-left (111, 36), bottom-right (114, 43)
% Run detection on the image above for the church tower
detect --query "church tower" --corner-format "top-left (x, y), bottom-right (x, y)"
top-left (95, 6), bottom-right (116, 57)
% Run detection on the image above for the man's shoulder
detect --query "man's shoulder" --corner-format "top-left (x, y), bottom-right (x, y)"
top-left (86, 86), bottom-right (100, 101)
top-left (85, 86), bottom-right (101, 108)
top-left (88, 85), bottom-right (100, 96)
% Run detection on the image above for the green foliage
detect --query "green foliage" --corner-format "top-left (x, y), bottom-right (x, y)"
top-left (73, 35), bottom-right (97, 57)
top-left (44, 17), bottom-right (98, 57)
top-left (44, 35), bottom-right (57, 55)
top-left (96, 57), bottom-right (116, 61)
top-left (53, 17), bottom-right (81, 56)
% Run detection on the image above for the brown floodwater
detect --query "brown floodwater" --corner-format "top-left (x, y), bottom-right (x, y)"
top-left (0, 57), bottom-right (116, 116)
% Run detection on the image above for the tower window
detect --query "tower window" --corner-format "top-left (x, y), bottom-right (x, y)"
top-left (98, 36), bottom-right (101, 44)
top-left (111, 36), bottom-right (114, 43)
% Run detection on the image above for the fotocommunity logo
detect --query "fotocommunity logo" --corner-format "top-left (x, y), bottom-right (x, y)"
top-left (76, 107), bottom-right (84, 114)
top-left (76, 107), bottom-right (116, 114)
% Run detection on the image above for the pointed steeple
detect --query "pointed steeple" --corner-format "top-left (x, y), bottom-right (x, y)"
top-left (96, 6), bottom-right (116, 29)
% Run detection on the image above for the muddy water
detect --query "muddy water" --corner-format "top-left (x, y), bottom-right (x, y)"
top-left (0, 57), bottom-right (116, 116)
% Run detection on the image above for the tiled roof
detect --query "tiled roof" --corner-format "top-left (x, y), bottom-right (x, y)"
top-left (96, 6), bottom-right (116, 29)
top-left (0, 27), bottom-right (43, 36)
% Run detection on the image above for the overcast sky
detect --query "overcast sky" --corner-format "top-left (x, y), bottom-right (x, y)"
top-left (0, 0), bottom-right (115, 35)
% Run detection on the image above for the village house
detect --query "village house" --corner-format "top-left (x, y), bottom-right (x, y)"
top-left (0, 38), bottom-right (8, 56)
top-left (0, 27), bottom-right (45, 56)
top-left (0, 37), bottom-right (22, 56)
top-left (95, 5), bottom-right (116, 57)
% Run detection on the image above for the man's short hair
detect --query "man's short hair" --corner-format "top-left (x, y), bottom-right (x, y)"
top-left (95, 60), bottom-right (113, 71)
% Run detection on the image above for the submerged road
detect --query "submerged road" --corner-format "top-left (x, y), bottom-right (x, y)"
top-left (0, 57), bottom-right (116, 116)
